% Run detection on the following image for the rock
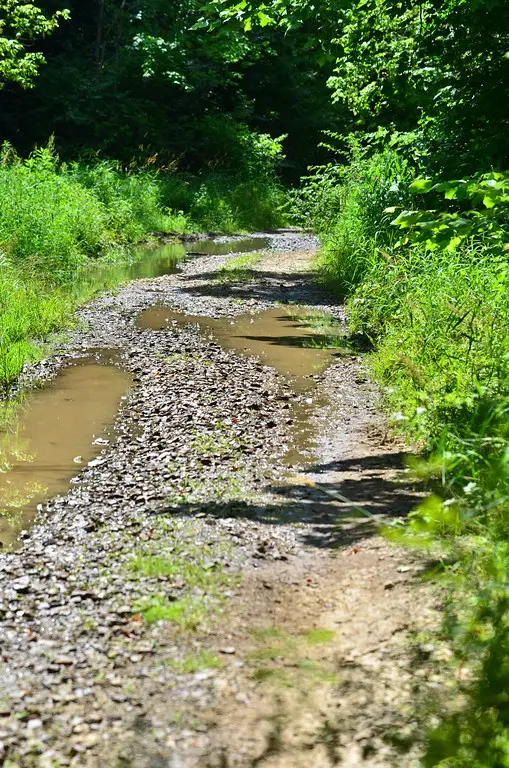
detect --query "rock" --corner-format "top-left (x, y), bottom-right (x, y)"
top-left (11, 576), bottom-right (30, 593)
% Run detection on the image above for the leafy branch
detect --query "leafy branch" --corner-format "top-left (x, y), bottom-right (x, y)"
top-left (388, 172), bottom-right (509, 251)
top-left (0, 0), bottom-right (70, 88)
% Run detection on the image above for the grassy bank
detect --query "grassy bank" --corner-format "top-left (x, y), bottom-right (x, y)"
top-left (0, 144), bottom-right (287, 387)
top-left (304, 150), bottom-right (509, 765)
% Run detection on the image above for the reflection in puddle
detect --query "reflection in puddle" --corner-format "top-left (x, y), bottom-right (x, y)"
top-left (138, 306), bottom-right (348, 466)
top-left (78, 236), bottom-right (271, 291)
top-left (184, 237), bottom-right (270, 257)
top-left (0, 361), bottom-right (131, 548)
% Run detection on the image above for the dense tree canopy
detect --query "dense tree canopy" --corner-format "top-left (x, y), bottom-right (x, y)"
top-left (0, 0), bottom-right (340, 178)
top-left (0, 0), bottom-right (68, 87)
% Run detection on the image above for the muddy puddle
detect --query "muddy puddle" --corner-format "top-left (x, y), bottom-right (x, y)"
top-left (0, 237), bottom-right (269, 546)
top-left (0, 359), bottom-right (131, 548)
top-left (138, 306), bottom-right (348, 466)
top-left (78, 236), bottom-right (271, 292)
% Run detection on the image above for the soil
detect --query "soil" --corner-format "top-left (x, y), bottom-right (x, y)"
top-left (0, 232), bottom-right (438, 767)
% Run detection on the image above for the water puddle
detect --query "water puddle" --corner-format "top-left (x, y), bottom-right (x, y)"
top-left (0, 359), bottom-right (131, 548)
top-left (184, 236), bottom-right (270, 257)
top-left (77, 236), bottom-right (271, 293)
top-left (138, 306), bottom-right (348, 465)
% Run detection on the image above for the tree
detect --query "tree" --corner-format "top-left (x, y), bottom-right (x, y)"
top-left (0, 0), bottom-right (69, 88)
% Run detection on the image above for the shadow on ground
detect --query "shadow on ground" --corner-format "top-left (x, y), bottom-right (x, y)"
top-left (178, 268), bottom-right (334, 306)
top-left (153, 452), bottom-right (425, 550)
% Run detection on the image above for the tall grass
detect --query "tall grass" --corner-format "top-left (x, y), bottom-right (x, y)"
top-left (0, 143), bottom-right (288, 387)
top-left (0, 144), bottom-right (182, 385)
top-left (306, 148), bottom-right (509, 765)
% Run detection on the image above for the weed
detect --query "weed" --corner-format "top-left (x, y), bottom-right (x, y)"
top-left (215, 252), bottom-right (264, 282)
top-left (133, 596), bottom-right (197, 628)
top-left (302, 628), bottom-right (335, 645)
top-left (165, 650), bottom-right (222, 674)
top-left (128, 519), bottom-right (234, 631)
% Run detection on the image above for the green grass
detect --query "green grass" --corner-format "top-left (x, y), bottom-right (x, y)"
top-left (302, 628), bottom-right (336, 645)
top-left (215, 251), bottom-right (264, 282)
top-left (162, 172), bottom-right (288, 233)
top-left (132, 596), bottom-right (197, 628)
top-left (165, 650), bottom-right (222, 674)
top-left (308, 146), bottom-right (509, 766)
top-left (0, 143), bottom-right (289, 389)
top-left (128, 522), bottom-right (234, 631)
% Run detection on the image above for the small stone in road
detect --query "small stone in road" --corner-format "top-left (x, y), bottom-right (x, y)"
top-left (11, 576), bottom-right (30, 593)
top-left (220, 647), bottom-right (236, 655)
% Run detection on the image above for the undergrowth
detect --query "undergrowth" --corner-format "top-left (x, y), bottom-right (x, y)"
top-left (0, 142), bottom-right (287, 387)
top-left (303, 146), bottom-right (509, 765)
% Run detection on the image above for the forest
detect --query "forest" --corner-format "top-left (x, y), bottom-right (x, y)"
top-left (1, 0), bottom-right (509, 765)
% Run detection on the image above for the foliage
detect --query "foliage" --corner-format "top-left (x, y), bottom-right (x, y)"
top-left (0, 142), bottom-right (172, 280)
top-left (305, 147), bottom-right (414, 297)
top-left (390, 173), bottom-right (509, 253)
top-left (0, 1), bottom-right (69, 87)
top-left (0, 0), bottom-right (337, 178)
top-left (204, 0), bottom-right (509, 175)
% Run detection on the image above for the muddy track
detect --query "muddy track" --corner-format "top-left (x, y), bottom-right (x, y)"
top-left (0, 233), bottom-right (437, 767)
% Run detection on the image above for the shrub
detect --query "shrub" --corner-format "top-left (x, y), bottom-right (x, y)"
top-left (303, 148), bottom-right (414, 296)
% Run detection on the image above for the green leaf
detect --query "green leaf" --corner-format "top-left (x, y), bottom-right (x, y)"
top-left (392, 210), bottom-right (425, 227)
top-left (409, 178), bottom-right (433, 194)
top-left (257, 11), bottom-right (272, 27)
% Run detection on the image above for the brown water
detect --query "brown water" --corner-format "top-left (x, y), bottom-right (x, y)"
top-left (0, 360), bottom-right (131, 547)
top-left (138, 306), bottom-right (347, 465)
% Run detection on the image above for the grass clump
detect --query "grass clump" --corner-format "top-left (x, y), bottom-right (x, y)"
top-left (302, 628), bottom-right (335, 645)
top-left (165, 650), bottom-right (222, 674)
top-left (128, 520), bottom-right (234, 631)
top-left (215, 252), bottom-right (263, 282)
top-left (132, 596), bottom-right (199, 628)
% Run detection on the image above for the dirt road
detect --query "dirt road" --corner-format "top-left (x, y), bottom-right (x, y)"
top-left (0, 233), bottom-right (436, 767)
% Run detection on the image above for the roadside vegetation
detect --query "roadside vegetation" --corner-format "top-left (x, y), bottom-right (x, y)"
top-left (277, 1), bottom-right (509, 762)
top-left (0, 140), bottom-right (286, 386)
